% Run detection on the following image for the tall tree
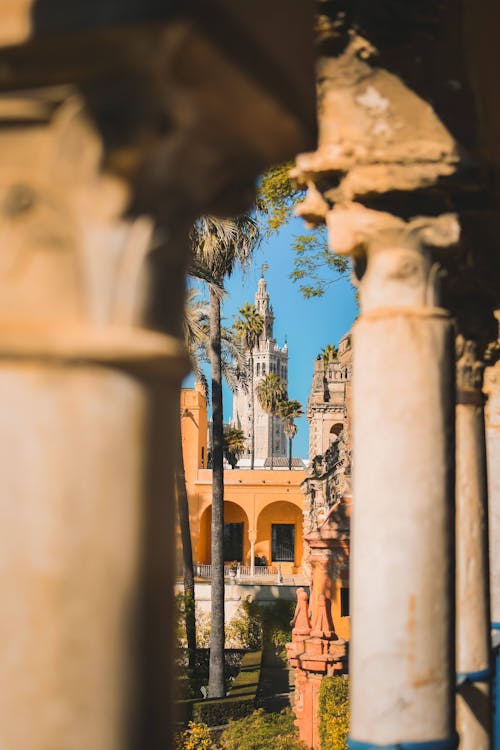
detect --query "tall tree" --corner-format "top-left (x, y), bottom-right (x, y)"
top-left (179, 288), bottom-right (248, 671)
top-left (175, 425), bottom-right (196, 670)
top-left (190, 215), bottom-right (259, 698)
top-left (233, 303), bottom-right (264, 470)
top-left (278, 399), bottom-right (304, 470)
top-left (256, 372), bottom-right (286, 470)
top-left (176, 288), bottom-right (210, 670)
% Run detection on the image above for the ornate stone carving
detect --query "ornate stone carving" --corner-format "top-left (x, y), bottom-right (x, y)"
top-left (302, 427), bottom-right (351, 538)
top-left (291, 587), bottom-right (312, 637)
top-left (323, 203), bottom-right (460, 312)
top-left (456, 335), bottom-right (485, 394)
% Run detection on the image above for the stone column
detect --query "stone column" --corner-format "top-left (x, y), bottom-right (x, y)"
top-left (484, 315), bottom-right (500, 629)
top-left (249, 531), bottom-right (256, 577)
top-left (455, 334), bottom-right (492, 750)
top-left (327, 204), bottom-right (459, 748)
top-left (484, 317), bottom-right (500, 750)
top-left (0, 95), bottom-right (190, 750)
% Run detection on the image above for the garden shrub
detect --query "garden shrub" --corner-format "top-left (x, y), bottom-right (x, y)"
top-left (191, 650), bottom-right (262, 726)
top-left (318, 675), bottom-right (350, 750)
top-left (175, 593), bottom-right (212, 651)
top-left (219, 708), bottom-right (307, 750)
top-left (225, 599), bottom-right (295, 651)
top-left (175, 721), bottom-right (212, 750)
top-left (191, 694), bottom-right (256, 726)
top-left (225, 601), bottom-right (263, 649)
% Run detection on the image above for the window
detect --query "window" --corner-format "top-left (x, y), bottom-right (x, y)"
top-left (340, 588), bottom-right (350, 617)
top-left (272, 524), bottom-right (295, 562)
top-left (224, 523), bottom-right (243, 562)
top-left (201, 446), bottom-right (205, 468)
top-left (256, 362), bottom-right (260, 376)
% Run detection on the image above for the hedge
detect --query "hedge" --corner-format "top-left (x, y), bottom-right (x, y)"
top-left (318, 675), bottom-right (349, 750)
top-left (191, 650), bottom-right (262, 726)
top-left (219, 708), bottom-right (307, 750)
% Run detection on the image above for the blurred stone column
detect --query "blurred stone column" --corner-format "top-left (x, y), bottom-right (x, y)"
top-left (0, 95), bottom-right (189, 750)
top-left (326, 204), bottom-right (459, 748)
top-left (484, 315), bottom-right (500, 630)
top-left (455, 333), bottom-right (492, 750)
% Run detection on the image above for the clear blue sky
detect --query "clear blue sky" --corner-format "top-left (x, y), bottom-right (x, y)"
top-left (184, 217), bottom-right (358, 458)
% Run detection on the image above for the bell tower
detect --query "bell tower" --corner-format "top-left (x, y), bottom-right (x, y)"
top-left (232, 270), bottom-right (289, 465)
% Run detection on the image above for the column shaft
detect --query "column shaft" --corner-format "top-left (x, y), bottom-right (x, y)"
top-left (351, 310), bottom-right (455, 745)
top-left (456, 395), bottom-right (491, 750)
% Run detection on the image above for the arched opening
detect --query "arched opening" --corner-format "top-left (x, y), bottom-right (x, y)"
top-left (255, 501), bottom-right (303, 573)
top-left (197, 501), bottom-right (250, 564)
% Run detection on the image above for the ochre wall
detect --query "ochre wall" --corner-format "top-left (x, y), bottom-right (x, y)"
top-left (180, 388), bottom-right (306, 570)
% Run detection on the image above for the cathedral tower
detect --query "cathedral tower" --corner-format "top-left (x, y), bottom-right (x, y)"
top-left (232, 273), bottom-right (288, 465)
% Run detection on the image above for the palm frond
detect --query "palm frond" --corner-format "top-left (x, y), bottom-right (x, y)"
top-left (189, 215), bottom-right (260, 285)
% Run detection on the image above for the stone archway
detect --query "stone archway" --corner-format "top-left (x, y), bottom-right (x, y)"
top-left (198, 501), bottom-right (250, 564)
top-left (256, 500), bottom-right (304, 572)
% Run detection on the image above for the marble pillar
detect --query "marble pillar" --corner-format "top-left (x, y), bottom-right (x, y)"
top-left (0, 95), bottom-right (189, 750)
top-left (326, 204), bottom-right (459, 748)
top-left (455, 336), bottom-right (492, 750)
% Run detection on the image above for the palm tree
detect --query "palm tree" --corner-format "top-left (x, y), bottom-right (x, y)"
top-left (177, 288), bottom-right (209, 671)
top-left (223, 427), bottom-right (246, 469)
top-left (190, 215), bottom-right (259, 699)
top-left (178, 289), bottom-right (248, 671)
top-left (321, 343), bottom-right (338, 370)
top-left (175, 420), bottom-right (197, 671)
top-left (278, 399), bottom-right (303, 470)
top-left (256, 372), bottom-right (286, 469)
top-left (233, 303), bottom-right (264, 470)
top-left (184, 288), bottom-right (248, 395)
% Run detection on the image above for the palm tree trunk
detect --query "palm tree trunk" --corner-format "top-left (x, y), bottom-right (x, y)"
top-left (175, 429), bottom-right (196, 671)
top-left (250, 351), bottom-right (255, 470)
top-left (270, 414), bottom-right (274, 470)
top-left (208, 286), bottom-right (225, 698)
top-left (288, 436), bottom-right (292, 471)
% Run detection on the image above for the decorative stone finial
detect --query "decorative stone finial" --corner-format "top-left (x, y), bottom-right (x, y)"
top-left (291, 587), bottom-right (312, 637)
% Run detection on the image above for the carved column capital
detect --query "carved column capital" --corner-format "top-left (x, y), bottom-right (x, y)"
top-left (323, 203), bottom-right (459, 313)
top-left (456, 335), bottom-right (485, 400)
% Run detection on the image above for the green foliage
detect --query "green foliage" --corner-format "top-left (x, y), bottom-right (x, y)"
top-left (277, 399), bottom-right (303, 420)
top-left (176, 593), bottom-right (211, 650)
top-left (318, 676), bottom-right (350, 750)
top-left (225, 599), bottom-right (295, 653)
top-left (190, 215), bottom-right (260, 286)
top-left (219, 708), bottom-right (307, 750)
top-left (175, 721), bottom-right (212, 750)
top-left (223, 427), bottom-right (247, 469)
top-left (225, 601), bottom-right (263, 650)
top-left (256, 373), bottom-right (287, 417)
top-left (256, 163), bottom-right (350, 298)
top-left (191, 650), bottom-right (262, 726)
top-left (321, 343), bottom-right (338, 369)
top-left (233, 303), bottom-right (264, 351)
top-left (256, 162), bottom-right (301, 234)
top-left (192, 695), bottom-right (256, 727)
top-left (291, 229), bottom-right (349, 298)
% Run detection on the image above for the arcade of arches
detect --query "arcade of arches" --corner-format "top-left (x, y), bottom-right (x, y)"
top-left (197, 499), bottom-right (303, 573)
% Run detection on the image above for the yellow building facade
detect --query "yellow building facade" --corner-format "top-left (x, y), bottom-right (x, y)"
top-left (180, 385), bottom-right (306, 575)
